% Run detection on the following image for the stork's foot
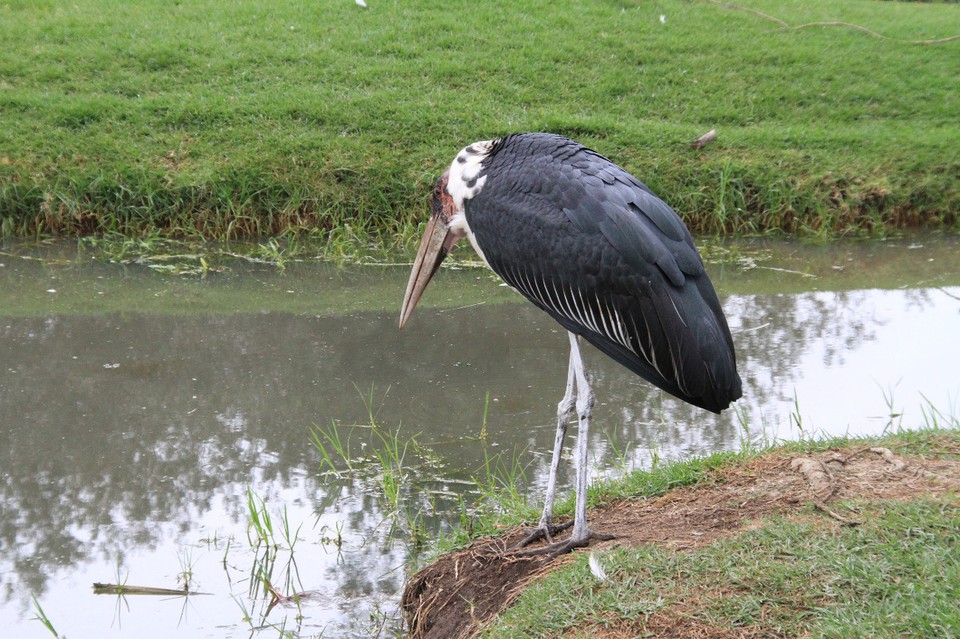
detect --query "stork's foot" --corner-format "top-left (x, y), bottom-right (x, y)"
top-left (513, 528), bottom-right (615, 558)
top-left (510, 519), bottom-right (574, 551)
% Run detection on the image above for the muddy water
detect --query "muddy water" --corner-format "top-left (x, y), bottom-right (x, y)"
top-left (0, 236), bottom-right (958, 638)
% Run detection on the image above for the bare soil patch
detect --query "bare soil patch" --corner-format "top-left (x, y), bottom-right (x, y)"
top-left (401, 441), bottom-right (960, 639)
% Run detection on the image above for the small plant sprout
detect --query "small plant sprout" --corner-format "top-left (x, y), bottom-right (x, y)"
top-left (319, 520), bottom-right (345, 549)
top-left (221, 536), bottom-right (233, 569)
top-left (279, 504), bottom-right (303, 551)
top-left (605, 428), bottom-right (634, 475)
top-left (919, 392), bottom-right (959, 430)
top-left (355, 382), bottom-right (391, 428)
top-left (878, 380), bottom-right (904, 434)
top-left (177, 549), bottom-right (195, 591)
top-left (790, 389), bottom-right (806, 438)
top-left (310, 419), bottom-right (355, 475)
top-left (246, 487), bottom-right (276, 549)
top-left (479, 391), bottom-right (491, 442)
top-left (31, 595), bottom-right (62, 639)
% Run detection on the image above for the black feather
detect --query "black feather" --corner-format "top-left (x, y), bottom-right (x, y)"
top-left (466, 133), bottom-right (741, 413)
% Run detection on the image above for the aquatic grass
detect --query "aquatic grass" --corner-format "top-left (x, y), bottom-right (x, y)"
top-left (879, 381), bottom-right (906, 434)
top-left (176, 549), bottom-right (195, 592)
top-left (221, 536), bottom-right (233, 570)
top-left (307, 386), bottom-right (447, 545)
top-left (475, 445), bottom-right (532, 515)
top-left (372, 425), bottom-right (413, 512)
top-left (242, 494), bottom-right (307, 626)
top-left (442, 444), bottom-right (539, 543)
top-left (30, 596), bottom-right (62, 639)
top-left (478, 391), bottom-right (491, 444)
top-left (246, 487), bottom-right (276, 550)
top-left (245, 488), bottom-right (304, 556)
top-left (310, 420), bottom-right (355, 476)
top-left (310, 419), bottom-right (423, 514)
top-left (78, 233), bottom-right (317, 270)
top-left (355, 382), bottom-right (388, 429)
top-left (318, 520), bottom-right (346, 550)
top-left (232, 593), bottom-right (302, 639)
top-left (279, 505), bottom-right (303, 552)
top-left (3, 234), bottom-right (957, 320)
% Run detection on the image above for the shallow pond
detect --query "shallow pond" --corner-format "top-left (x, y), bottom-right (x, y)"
top-left (1, 236), bottom-right (958, 638)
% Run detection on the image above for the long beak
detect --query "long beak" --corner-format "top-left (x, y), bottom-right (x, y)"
top-left (399, 213), bottom-right (451, 329)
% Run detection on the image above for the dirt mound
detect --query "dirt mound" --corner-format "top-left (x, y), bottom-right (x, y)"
top-left (401, 443), bottom-right (960, 639)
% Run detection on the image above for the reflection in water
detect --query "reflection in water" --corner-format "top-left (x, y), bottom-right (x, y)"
top-left (0, 239), bottom-right (958, 637)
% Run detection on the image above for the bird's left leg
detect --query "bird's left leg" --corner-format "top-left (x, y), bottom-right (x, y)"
top-left (516, 334), bottom-right (614, 557)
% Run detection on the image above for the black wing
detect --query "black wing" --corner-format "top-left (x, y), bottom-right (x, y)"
top-left (465, 133), bottom-right (741, 413)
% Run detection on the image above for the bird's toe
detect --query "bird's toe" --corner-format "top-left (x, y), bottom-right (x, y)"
top-left (510, 519), bottom-right (574, 551)
top-left (513, 527), bottom-right (614, 558)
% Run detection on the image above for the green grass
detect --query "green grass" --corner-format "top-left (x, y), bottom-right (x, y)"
top-left (485, 497), bottom-right (960, 638)
top-left (2, 0), bottom-right (959, 242)
top-left (467, 425), bottom-right (960, 638)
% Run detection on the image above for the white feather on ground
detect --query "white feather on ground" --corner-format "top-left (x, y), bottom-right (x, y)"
top-left (588, 551), bottom-right (607, 581)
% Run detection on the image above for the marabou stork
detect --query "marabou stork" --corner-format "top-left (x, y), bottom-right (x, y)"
top-left (400, 133), bottom-right (742, 556)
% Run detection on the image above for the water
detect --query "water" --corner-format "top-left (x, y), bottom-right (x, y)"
top-left (1, 236), bottom-right (958, 638)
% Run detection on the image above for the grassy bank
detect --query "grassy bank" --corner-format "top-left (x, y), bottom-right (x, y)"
top-left (405, 423), bottom-right (960, 639)
top-left (2, 0), bottom-right (959, 243)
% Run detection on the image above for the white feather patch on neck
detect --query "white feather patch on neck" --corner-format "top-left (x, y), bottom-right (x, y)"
top-left (449, 209), bottom-right (490, 268)
top-left (446, 139), bottom-right (493, 211)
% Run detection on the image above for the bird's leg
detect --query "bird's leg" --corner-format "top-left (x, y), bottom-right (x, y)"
top-left (565, 336), bottom-right (615, 549)
top-left (512, 335), bottom-right (577, 550)
top-left (515, 334), bottom-right (614, 557)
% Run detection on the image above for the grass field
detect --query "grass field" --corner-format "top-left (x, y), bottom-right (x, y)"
top-left (2, 0), bottom-right (959, 244)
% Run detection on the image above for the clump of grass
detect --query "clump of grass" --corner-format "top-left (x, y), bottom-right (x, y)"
top-left (242, 487), bottom-right (308, 628)
top-left (371, 425), bottom-right (413, 512)
top-left (308, 384), bottom-right (446, 545)
top-left (310, 420), bottom-right (424, 510)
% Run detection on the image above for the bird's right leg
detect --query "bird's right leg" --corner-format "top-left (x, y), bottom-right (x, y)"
top-left (512, 332), bottom-right (577, 550)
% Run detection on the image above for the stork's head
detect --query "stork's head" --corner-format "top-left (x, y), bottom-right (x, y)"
top-left (399, 172), bottom-right (463, 329)
top-left (400, 140), bottom-right (495, 329)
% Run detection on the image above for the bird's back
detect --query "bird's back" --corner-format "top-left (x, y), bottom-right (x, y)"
top-left (461, 133), bottom-right (742, 413)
